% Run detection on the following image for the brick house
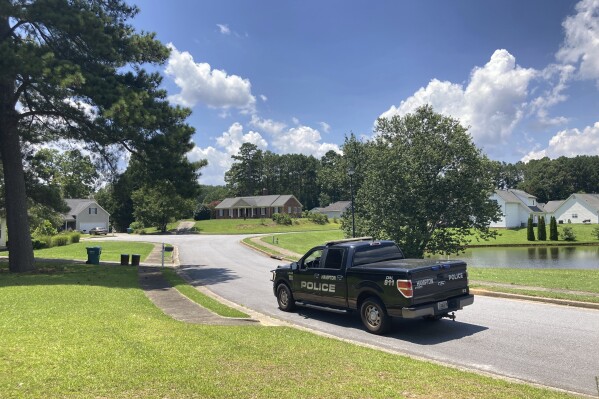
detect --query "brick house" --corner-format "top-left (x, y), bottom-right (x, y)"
top-left (214, 195), bottom-right (303, 219)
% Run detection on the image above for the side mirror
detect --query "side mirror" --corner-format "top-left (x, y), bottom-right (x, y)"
top-left (291, 262), bottom-right (298, 271)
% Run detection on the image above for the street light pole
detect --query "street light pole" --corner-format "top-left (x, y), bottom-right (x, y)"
top-left (348, 166), bottom-right (355, 238)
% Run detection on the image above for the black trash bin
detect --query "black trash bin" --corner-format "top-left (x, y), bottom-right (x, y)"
top-left (86, 247), bottom-right (102, 265)
top-left (120, 254), bottom-right (130, 266)
top-left (131, 254), bottom-right (141, 266)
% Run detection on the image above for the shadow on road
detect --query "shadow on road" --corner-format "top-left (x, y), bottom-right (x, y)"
top-left (180, 265), bottom-right (240, 286)
top-left (295, 306), bottom-right (487, 344)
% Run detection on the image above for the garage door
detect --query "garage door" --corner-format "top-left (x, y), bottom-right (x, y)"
top-left (80, 222), bottom-right (107, 232)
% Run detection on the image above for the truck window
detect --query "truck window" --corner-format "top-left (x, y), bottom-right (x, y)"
top-left (302, 248), bottom-right (323, 268)
top-left (323, 248), bottom-right (345, 269)
top-left (353, 243), bottom-right (404, 266)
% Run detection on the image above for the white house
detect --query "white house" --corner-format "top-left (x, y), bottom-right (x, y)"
top-left (549, 193), bottom-right (599, 224)
top-left (490, 189), bottom-right (545, 228)
top-left (315, 201), bottom-right (351, 219)
top-left (62, 199), bottom-right (110, 232)
top-left (0, 215), bottom-right (6, 248)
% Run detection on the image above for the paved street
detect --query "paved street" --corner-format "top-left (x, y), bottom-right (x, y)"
top-left (102, 233), bottom-right (599, 396)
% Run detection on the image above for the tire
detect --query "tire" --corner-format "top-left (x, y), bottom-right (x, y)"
top-left (276, 284), bottom-right (296, 312)
top-left (360, 297), bottom-right (391, 334)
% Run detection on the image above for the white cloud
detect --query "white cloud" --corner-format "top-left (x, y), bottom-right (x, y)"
top-left (271, 125), bottom-right (340, 157)
top-left (319, 121), bottom-right (331, 133)
top-left (556, 0), bottom-right (599, 85)
top-left (216, 24), bottom-right (230, 35)
top-left (165, 44), bottom-right (256, 112)
top-left (260, 94), bottom-right (268, 102)
top-left (380, 49), bottom-right (537, 148)
top-left (249, 115), bottom-right (286, 135)
top-left (521, 121), bottom-right (599, 162)
top-left (291, 117), bottom-right (299, 125)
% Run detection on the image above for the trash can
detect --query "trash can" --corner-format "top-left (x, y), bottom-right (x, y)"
top-left (120, 254), bottom-right (130, 266)
top-left (126, 227), bottom-right (133, 234)
top-left (86, 247), bottom-right (102, 265)
top-left (131, 254), bottom-right (141, 266)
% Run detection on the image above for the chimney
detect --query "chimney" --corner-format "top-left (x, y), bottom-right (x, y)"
top-left (262, 188), bottom-right (268, 196)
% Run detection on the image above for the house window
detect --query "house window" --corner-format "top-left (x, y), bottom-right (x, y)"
top-left (219, 209), bottom-right (223, 217)
top-left (89, 208), bottom-right (97, 215)
top-left (261, 207), bottom-right (265, 216)
top-left (572, 214), bottom-right (578, 219)
top-left (288, 206), bottom-right (291, 213)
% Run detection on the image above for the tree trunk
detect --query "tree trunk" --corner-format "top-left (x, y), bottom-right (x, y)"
top-left (0, 82), bottom-right (35, 272)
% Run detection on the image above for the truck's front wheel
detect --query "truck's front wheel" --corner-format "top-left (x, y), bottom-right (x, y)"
top-left (360, 297), bottom-right (391, 334)
top-left (276, 284), bottom-right (296, 311)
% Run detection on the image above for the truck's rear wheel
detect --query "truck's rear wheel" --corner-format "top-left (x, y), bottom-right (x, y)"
top-left (276, 284), bottom-right (296, 311)
top-left (360, 297), bottom-right (391, 334)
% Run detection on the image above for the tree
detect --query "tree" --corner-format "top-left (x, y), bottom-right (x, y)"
top-left (225, 143), bottom-right (263, 196)
top-left (1, 1), bottom-right (197, 271)
top-left (537, 216), bottom-right (546, 241)
top-left (527, 216), bottom-right (535, 241)
top-left (351, 105), bottom-right (500, 258)
top-left (131, 182), bottom-right (194, 232)
top-left (549, 216), bottom-right (559, 241)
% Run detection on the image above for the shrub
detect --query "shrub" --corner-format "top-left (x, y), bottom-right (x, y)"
top-left (193, 204), bottom-right (212, 221)
top-left (33, 220), bottom-right (57, 237)
top-left (549, 216), bottom-right (559, 241)
top-left (537, 216), bottom-right (546, 241)
top-left (129, 221), bottom-right (144, 230)
top-left (272, 213), bottom-right (292, 225)
top-left (31, 237), bottom-right (48, 249)
top-left (37, 235), bottom-right (53, 248)
top-left (593, 226), bottom-right (599, 240)
top-left (51, 235), bottom-right (69, 247)
top-left (70, 232), bottom-right (81, 243)
top-left (526, 216), bottom-right (535, 241)
top-left (306, 212), bottom-right (328, 225)
top-left (333, 217), bottom-right (338, 224)
top-left (560, 227), bottom-right (576, 242)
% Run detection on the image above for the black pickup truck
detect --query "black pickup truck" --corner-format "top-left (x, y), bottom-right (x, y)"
top-left (270, 237), bottom-right (473, 334)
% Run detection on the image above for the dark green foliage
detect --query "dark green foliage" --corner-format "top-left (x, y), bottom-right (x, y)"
top-left (537, 216), bottom-right (547, 241)
top-left (131, 182), bottom-right (194, 232)
top-left (51, 235), bottom-right (69, 247)
top-left (303, 211), bottom-right (329, 225)
top-left (69, 232), bottom-right (81, 244)
top-left (272, 213), bottom-right (292, 225)
top-left (592, 226), bottom-right (599, 240)
top-left (31, 238), bottom-right (48, 250)
top-left (560, 227), bottom-right (576, 241)
top-left (550, 216), bottom-right (559, 241)
top-left (527, 216), bottom-right (535, 241)
top-left (194, 204), bottom-right (212, 221)
top-left (351, 106), bottom-right (500, 257)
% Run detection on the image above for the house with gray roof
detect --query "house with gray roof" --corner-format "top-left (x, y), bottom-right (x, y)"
top-left (62, 199), bottom-right (110, 232)
top-left (314, 201), bottom-right (351, 219)
top-left (214, 194), bottom-right (302, 219)
top-left (490, 189), bottom-right (546, 228)
top-left (548, 193), bottom-right (599, 224)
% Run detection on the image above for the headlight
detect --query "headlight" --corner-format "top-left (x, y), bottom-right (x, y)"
top-left (270, 271), bottom-right (276, 282)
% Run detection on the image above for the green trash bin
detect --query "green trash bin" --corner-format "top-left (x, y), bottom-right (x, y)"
top-left (86, 247), bottom-right (102, 265)
top-left (131, 254), bottom-right (141, 266)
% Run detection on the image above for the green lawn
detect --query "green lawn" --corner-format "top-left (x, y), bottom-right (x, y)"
top-left (0, 262), bottom-right (574, 398)
top-left (34, 241), bottom-right (154, 262)
top-left (473, 224), bottom-right (599, 246)
top-left (194, 218), bottom-right (341, 234)
top-left (260, 230), bottom-right (344, 256)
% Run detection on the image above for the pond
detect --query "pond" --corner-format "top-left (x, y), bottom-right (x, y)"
top-left (428, 245), bottom-right (599, 269)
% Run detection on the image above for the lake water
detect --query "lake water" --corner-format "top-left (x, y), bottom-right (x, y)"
top-left (428, 246), bottom-right (599, 269)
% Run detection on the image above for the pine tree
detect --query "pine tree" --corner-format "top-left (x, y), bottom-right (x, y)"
top-left (527, 216), bottom-right (535, 241)
top-left (537, 216), bottom-right (547, 241)
top-left (549, 216), bottom-right (559, 241)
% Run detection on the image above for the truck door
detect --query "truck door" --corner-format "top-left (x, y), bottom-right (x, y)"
top-left (313, 247), bottom-right (347, 307)
top-left (293, 246), bottom-right (325, 302)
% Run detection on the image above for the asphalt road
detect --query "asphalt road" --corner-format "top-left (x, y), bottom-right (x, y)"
top-left (107, 233), bottom-right (599, 396)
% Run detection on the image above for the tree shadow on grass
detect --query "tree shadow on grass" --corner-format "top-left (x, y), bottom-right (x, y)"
top-left (0, 259), bottom-right (140, 289)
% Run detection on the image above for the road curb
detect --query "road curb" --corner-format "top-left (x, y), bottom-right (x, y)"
top-left (471, 288), bottom-right (599, 310)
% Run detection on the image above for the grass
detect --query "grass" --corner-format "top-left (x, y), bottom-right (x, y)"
top-left (260, 230), bottom-right (344, 256)
top-left (34, 241), bottom-right (154, 262)
top-left (0, 261), bottom-right (575, 398)
top-left (193, 218), bottom-right (341, 234)
top-left (471, 224), bottom-right (599, 246)
top-left (469, 267), bottom-right (599, 293)
top-left (161, 267), bottom-right (249, 318)
top-left (471, 285), bottom-right (599, 304)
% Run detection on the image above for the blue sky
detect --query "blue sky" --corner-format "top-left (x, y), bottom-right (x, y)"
top-left (131, 0), bottom-right (599, 185)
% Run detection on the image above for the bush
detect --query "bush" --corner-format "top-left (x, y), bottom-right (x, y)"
top-left (526, 216), bottom-right (535, 241)
top-left (70, 232), bottom-right (81, 243)
top-left (193, 204), bottom-right (212, 221)
top-left (560, 227), bottom-right (576, 242)
top-left (51, 235), bottom-right (69, 247)
top-left (37, 235), bottom-right (53, 248)
top-left (306, 212), bottom-right (329, 225)
top-left (549, 216), bottom-right (559, 241)
top-left (31, 237), bottom-right (48, 249)
top-left (593, 226), bottom-right (599, 240)
top-left (272, 213), bottom-right (292, 225)
top-left (33, 220), bottom-right (57, 237)
top-left (129, 221), bottom-right (144, 230)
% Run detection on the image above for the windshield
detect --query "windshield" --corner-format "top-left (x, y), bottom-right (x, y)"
top-left (353, 243), bottom-right (404, 266)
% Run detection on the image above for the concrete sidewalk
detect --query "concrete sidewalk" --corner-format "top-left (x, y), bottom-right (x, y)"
top-left (138, 243), bottom-right (259, 326)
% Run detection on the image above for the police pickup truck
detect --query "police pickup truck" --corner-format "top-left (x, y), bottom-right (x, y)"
top-left (270, 237), bottom-right (473, 334)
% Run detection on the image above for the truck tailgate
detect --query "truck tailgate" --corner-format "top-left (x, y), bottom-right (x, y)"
top-left (409, 261), bottom-right (469, 305)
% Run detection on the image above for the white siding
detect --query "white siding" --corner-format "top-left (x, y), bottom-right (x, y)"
top-left (554, 197), bottom-right (599, 224)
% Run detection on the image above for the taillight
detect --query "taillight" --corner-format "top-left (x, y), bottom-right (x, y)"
top-left (397, 279), bottom-right (413, 298)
